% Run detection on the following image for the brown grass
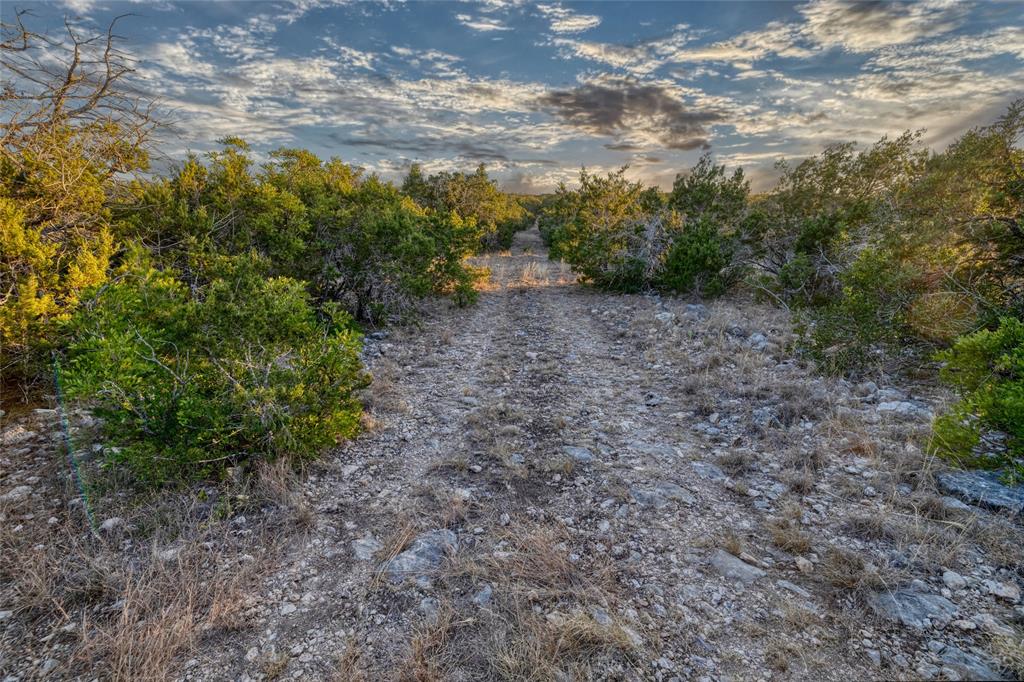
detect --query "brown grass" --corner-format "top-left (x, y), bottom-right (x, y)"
top-left (768, 518), bottom-right (812, 554)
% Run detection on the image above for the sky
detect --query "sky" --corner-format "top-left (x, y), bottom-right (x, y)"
top-left (7, 0), bottom-right (1024, 192)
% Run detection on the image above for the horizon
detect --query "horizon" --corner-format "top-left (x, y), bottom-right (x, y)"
top-left (6, 0), bottom-right (1023, 192)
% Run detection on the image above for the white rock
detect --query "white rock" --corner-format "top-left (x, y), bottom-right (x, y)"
top-left (942, 570), bottom-right (967, 590)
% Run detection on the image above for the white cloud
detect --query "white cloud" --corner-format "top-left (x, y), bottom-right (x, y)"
top-left (537, 4), bottom-right (602, 34)
top-left (798, 0), bottom-right (967, 52)
top-left (456, 14), bottom-right (512, 32)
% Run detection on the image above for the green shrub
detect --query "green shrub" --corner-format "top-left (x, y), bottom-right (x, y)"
top-left (657, 216), bottom-right (735, 296)
top-left (400, 163), bottom-right (526, 252)
top-left (931, 317), bottom-right (1024, 479)
top-left (62, 249), bottom-right (367, 486)
top-left (801, 248), bottom-right (923, 375)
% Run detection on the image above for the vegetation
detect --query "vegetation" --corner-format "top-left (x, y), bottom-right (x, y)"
top-left (1, 18), bottom-right (519, 487)
top-left (541, 104), bottom-right (1023, 476)
top-left (401, 162), bottom-right (529, 252)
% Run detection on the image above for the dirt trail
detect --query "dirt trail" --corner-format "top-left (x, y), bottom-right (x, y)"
top-left (184, 229), bottom-right (1021, 681)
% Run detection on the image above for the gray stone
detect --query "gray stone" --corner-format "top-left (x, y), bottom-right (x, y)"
top-left (776, 579), bottom-right (811, 598)
top-left (855, 381), bottom-right (879, 397)
top-left (0, 610), bottom-right (12, 620)
top-left (280, 602), bottom-right (297, 615)
top-left (984, 579), bottom-right (1020, 602)
top-left (385, 529), bottom-right (457, 582)
top-left (866, 589), bottom-right (957, 629)
top-left (351, 536), bottom-right (382, 561)
top-left (99, 517), bottom-right (124, 533)
top-left (591, 607), bottom-right (613, 626)
top-left (709, 549), bottom-right (765, 584)
top-left (942, 570), bottom-right (967, 590)
top-left (752, 407), bottom-right (778, 429)
top-left (0, 485), bottom-right (32, 502)
top-left (691, 461), bottom-right (726, 482)
top-left (877, 401), bottom-right (933, 420)
top-left (937, 471), bottom-right (1024, 515)
top-left (656, 482), bottom-right (695, 505)
top-left (939, 645), bottom-right (1006, 681)
top-left (562, 446), bottom-right (594, 464)
top-left (748, 332), bottom-right (769, 351)
top-left (472, 584), bottom-right (493, 606)
top-left (631, 482), bottom-right (694, 509)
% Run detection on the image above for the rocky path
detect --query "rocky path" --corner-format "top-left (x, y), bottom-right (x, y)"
top-left (183, 229), bottom-right (1023, 681)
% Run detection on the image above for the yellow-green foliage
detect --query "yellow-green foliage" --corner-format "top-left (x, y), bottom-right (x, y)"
top-left (0, 195), bottom-right (115, 377)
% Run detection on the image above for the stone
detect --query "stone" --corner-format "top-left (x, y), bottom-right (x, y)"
top-left (939, 645), bottom-right (1006, 681)
top-left (709, 549), bottom-right (765, 584)
top-left (656, 482), bottom-right (695, 505)
top-left (0, 610), bottom-right (12, 620)
top-left (385, 530), bottom-right (457, 582)
top-left (752, 407), bottom-right (778, 429)
top-left (472, 584), bottom-right (493, 606)
top-left (916, 663), bottom-right (941, 680)
top-left (351, 536), bottom-right (382, 561)
top-left (937, 470), bottom-right (1024, 515)
top-left (691, 461), bottom-right (726, 482)
top-left (562, 446), bottom-right (594, 464)
top-left (156, 547), bottom-right (181, 563)
top-left (877, 401), bottom-right (933, 420)
top-left (984, 580), bottom-right (1020, 602)
top-left (280, 603), bottom-right (297, 615)
top-left (942, 570), bottom-right (967, 590)
top-left (855, 381), bottom-right (879, 397)
top-left (865, 649), bottom-right (881, 668)
top-left (655, 312), bottom-right (676, 325)
top-left (796, 557), bottom-right (813, 574)
top-left (748, 333), bottom-right (769, 351)
top-left (0, 485), bottom-right (32, 502)
top-left (631, 482), bottom-right (694, 509)
top-left (866, 589), bottom-right (957, 629)
top-left (777, 579), bottom-right (811, 598)
top-left (99, 517), bottom-right (124, 533)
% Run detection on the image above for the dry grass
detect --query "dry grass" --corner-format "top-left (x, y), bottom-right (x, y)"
top-left (486, 605), bottom-right (639, 681)
top-left (393, 520), bottom-right (636, 680)
top-left (767, 517), bottom-right (812, 554)
top-left (720, 529), bottom-right (746, 557)
top-left (818, 546), bottom-right (897, 593)
top-left (330, 637), bottom-right (370, 682)
top-left (371, 517), bottom-right (418, 588)
top-left (991, 630), bottom-right (1024, 679)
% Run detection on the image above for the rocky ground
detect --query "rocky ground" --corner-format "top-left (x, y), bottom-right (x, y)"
top-left (2, 228), bottom-right (1023, 681)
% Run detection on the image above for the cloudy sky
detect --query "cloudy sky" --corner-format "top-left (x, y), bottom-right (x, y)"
top-left (10, 0), bottom-right (1024, 191)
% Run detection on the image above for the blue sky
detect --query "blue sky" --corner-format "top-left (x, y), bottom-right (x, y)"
top-left (8, 0), bottom-right (1024, 191)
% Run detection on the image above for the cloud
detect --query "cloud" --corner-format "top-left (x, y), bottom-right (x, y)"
top-left (537, 4), bottom-right (602, 34)
top-left (798, 0), bottom-right (967, 52)
top-left (456, 13), bottom-right (512, 32)
top-left (535, 76), bottom-right (723, 150)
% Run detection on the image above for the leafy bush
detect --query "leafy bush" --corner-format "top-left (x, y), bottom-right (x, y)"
top-left (401, 163), bottom-right (526, 252)
top-left (657, 216), bottom-right (735, 296)
top-left (63, 250), bottom-right (367, 486)
top-left (931, 317), bottom-right (1024, 479)
top-left (545, 161), bottom-right (744, 296)
top-left (800, 248), bottom-right (924, 375)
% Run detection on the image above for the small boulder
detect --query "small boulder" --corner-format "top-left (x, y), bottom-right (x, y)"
top-left (866, 588), bottom-right (957, 629)
top-left (385, 530), bottom-right (457, 583)
top-left (709, 549), bottom-right (765, 584)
